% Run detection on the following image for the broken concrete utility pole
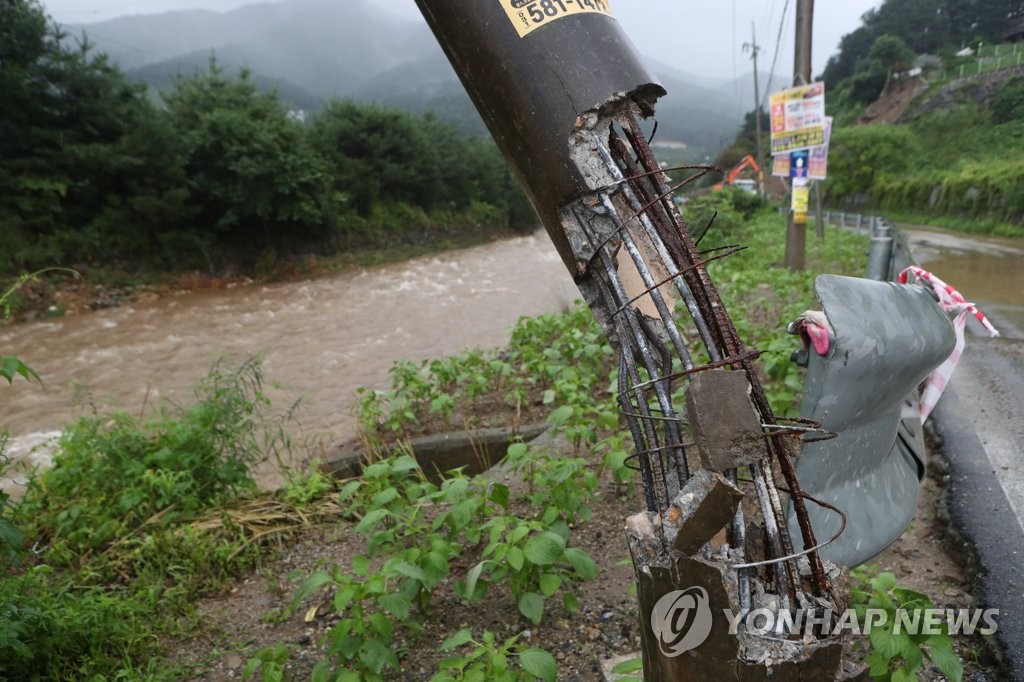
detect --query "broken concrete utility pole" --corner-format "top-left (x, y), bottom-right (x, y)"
top-left (415, 1), bottom-right (848, 678)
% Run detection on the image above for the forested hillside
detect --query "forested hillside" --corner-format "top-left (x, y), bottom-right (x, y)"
top-left (822, 0), bottom-right (1024, 232)
top-left (707, 0), bottom-right (1024, 232)
top-left (0, 0), bottom-right (533, 280)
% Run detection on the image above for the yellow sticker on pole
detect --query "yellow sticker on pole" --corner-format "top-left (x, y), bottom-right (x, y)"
top-left (792, 180), bottom-right (810, 223)
top-left (500, 0), bottom-right (615, 38)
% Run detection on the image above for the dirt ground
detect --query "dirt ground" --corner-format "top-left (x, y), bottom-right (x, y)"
top-left (163, 428), bottom-right (1008, 682)
top-left (11, 271), bottom-right (1007, 680)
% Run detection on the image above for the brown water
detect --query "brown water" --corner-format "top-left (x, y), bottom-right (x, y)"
top-left (1, 234), bottom-right (578, 486)
top-left (6, 226), bottom-right (1020, 490)
top-left (901, 225), bottom-right (1024, 337)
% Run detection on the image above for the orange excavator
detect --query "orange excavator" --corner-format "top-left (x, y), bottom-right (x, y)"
top-left (711, 154), bottom-right (763, 194)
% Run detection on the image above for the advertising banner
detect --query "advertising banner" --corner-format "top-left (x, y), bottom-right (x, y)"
top-left (770, 82), bottom-right (826, 155)
top-left (772, 117), bottom-right (832, 180)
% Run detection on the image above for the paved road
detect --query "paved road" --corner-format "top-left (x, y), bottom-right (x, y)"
top-left (932, 304), bottom-right (1024, 679)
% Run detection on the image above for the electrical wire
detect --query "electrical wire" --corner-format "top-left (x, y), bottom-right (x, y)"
top-left (760, 0), bottom-right (791, 109)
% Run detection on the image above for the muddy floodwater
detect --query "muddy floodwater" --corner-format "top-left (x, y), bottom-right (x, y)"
top-left (4, 225), bottom-right (1021, 490)
top-left (1, 234), bottom-right (577, 484)
top-left (901, 225), bottom-right (1024, 337)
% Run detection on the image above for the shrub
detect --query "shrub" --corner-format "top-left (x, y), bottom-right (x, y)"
top-left (992, 76), bottom-right (1024, 125)
top-left (19, 356), bottom-right (284, 565)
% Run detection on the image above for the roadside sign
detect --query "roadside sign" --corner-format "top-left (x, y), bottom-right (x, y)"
top-left (807, 117), bottom-right (833, 179)
top-left (773, 117), bottom-right (832, 180)
top-left (790, 150), bottom-right (809, 178)
top-left (791, 177), bottom-right (810, 223)
top-left (770, 82), bottom-right (826, 155)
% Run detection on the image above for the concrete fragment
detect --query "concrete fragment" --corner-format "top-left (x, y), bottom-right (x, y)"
top-left (685, 369), bottom-right (765, 472)
top-left (662, 469), bottom-right (745, 556)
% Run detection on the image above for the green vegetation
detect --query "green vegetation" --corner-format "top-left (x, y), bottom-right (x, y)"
top-left (1, 357), bottom-right (295, 680)
top-left (825, 104), bottom-right (1024, 235)
top-left (822, 0), bottom-right (1016, 94)
top-left (851, 567), bottom-right (964, 681)
top-left (0, 178), bottom-right (872, 680)
top-left (812, 0), bottom-right (1024, 231)
top-left (0, 0), bottom-right (531, 284)
top-left (433, 629), bottom-right (557, 682)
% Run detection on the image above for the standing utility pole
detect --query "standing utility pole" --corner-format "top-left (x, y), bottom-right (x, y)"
top-left (784, 0), bottom-right (814, 270)
top-left (743, 23), bottom-right (766, 198)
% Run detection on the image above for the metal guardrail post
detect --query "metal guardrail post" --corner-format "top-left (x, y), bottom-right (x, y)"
top-left (867, 220), bottom-right (894, 280)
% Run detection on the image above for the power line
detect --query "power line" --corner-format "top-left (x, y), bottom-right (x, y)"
top-left (732, 0), bottom-right (740, 120)
top-left (760, 0), bottom-right (791, 109)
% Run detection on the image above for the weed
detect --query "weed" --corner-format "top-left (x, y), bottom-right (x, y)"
top-left (1, 358), bottom-right (293, 679)
top-left (282, 469), bottom-right (335, 507)
top-left (19, 357), bottom-right (279, 568)
top-left (432, 629), bottom-right (557, 682)
top-left (243, 643), bottom-right (294, 682)
top-left (0, 568), bottom-right (158, 681)
top-left (851, 567), bottom-right (964, 681)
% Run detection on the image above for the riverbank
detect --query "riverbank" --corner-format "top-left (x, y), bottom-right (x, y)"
top-left (0, 231), bottom-right (576, 462)
top-left (3, 226), bottom-right (531, 324)
top-left (2, 207), bottom-right (1007, 679)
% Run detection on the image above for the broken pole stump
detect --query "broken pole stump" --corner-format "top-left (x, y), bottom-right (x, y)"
top-left (626, 477), bottom-right (849, 680)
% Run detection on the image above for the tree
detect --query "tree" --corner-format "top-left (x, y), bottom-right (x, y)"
top-left (164, 61), bottom-right (331, 257)
top-left (0, 0), bottom-right (188, 271)
top-left (870, 35), bottom-right (918, 73)
top-left (310, 101), bottom-right (440, 217)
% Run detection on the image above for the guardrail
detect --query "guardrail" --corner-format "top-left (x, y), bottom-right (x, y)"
top-left (822, 210), bottom-right (915, 282)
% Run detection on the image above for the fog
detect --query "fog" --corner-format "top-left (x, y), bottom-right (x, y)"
top-left (43, 0), bottom-right (882, 82)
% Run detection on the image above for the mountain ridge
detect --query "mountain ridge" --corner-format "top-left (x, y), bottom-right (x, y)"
top-left (62, 0), bottom-right (756, 158)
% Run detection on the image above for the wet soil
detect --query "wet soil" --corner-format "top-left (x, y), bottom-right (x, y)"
top-left (162, 432), bottom-right (1007, 681)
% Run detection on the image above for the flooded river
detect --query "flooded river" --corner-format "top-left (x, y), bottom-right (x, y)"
top-left (900, 224), bottom-right (1024, 337)
top-left (1, 234), bottom-right (577, 485)
top-left (4, 224), bottom-right (1021, 490)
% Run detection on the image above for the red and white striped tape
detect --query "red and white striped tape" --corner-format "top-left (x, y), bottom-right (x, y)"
top-left (898, 266), bottom-right (999, 420)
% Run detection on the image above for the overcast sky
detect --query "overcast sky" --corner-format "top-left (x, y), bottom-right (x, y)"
top-left (41, 0), bottom-right (883, 82)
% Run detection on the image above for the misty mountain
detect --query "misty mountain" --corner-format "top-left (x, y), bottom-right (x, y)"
top-left (65, 0), bottom-right (434, 98)
top-left (64, 0), bottom-right (752, 158)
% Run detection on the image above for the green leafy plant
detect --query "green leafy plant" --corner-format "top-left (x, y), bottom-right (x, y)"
top-left (432, 629), bottom-right (557, 682)
top-left (281, 469), bottom-right (334, 507)
top-left (243, 644), bottom-right (293, 682)
top-left (295, 558), bottom-right (410, 681)
top-left (0, 566), bottom-right (158, 681)
top-left (457, 515), bottom-right (597, 624)
top-left (0, 453), bottom-right (24, 567)
top-left (610, 656), bottom-right (644, 679)
top-left (851, 568), bottom-right (964, 681)
top-left (19, 356), bottom-right (282, 566)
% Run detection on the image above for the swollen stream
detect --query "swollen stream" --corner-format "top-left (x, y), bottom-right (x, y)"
top-left (1, 234), bottom-right (577, 489)
top-left (4, 226), bottom-right (1021, 491)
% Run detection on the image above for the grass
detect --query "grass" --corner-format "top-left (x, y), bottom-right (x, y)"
top-left (1, 357), bottom-right (301, 680)
top-left (1, 199), bottom-right (874, 679)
